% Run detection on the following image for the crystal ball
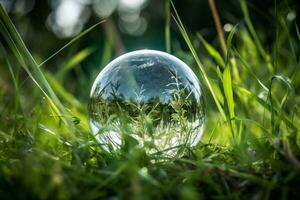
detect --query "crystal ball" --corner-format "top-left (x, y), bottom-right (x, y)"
top-left (89, 50), bottom-right (205, 156)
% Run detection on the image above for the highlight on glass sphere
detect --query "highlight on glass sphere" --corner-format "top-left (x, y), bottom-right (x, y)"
top-left (89, 49), bottom-right (205, 157)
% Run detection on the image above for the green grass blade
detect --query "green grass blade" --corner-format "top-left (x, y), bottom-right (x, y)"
top-left (0, 43), bottom-right (21, 113)
top-left (165, 0), bottom-right (171, 53)
top-left (234, 50), bottom-right (269, 92)
top-left (39, 20), bottom-right (106, 67)
top-left (100, 36), bottom-right (113, 68)
top-left (58, 47), bottom-right (95, 78)
top-left (45, 72), bottom-right (89, 130)
top-left (0, 20), bottom-right (48, 97)
top-left (170, 1), bottom-right (226, 121)
top-left (197, 33), bottom-right (225, 67)
top-left (225, 25), bottom-right (237, 56)
top-left (0, 4), bottom-right (70, 127)
top-left (278, 16), bottom-right (298, 67)
top-left (240, 0), bottom-right (270, 64)
top-left (223, 63), bottom-right (235, 134)
top-left (45, 72), bottom-right (83, 110)
top-left (296, 24), bottom-right (300, 41)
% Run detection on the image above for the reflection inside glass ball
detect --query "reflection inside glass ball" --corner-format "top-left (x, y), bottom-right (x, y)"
top-left (89, 50), bottom-right (205, 156)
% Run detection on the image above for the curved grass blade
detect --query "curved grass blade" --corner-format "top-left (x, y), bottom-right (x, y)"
top-left (235, 84), bottom-right (297, 131)
top-left (269, 75), bottom-right (294, 134)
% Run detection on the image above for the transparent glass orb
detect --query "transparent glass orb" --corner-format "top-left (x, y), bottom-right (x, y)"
top-left (89, 50), bottom-right (205, 156)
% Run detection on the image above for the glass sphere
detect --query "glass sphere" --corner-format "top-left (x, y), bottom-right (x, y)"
top-left (89, 50), bottom-right (205, 157)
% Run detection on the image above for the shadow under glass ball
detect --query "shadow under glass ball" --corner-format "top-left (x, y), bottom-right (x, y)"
top-left (89, 50), bottom-right (205, 157)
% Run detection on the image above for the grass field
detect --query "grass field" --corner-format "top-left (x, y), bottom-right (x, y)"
top-left (0, 0), bottom-right (300, 199)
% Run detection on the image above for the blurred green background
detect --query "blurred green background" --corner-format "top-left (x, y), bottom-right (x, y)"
top-left (1, 0), bottom-right (298, 104)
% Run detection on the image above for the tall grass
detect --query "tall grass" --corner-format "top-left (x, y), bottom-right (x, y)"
top-left (0, 1), bottom-right (300, 199)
